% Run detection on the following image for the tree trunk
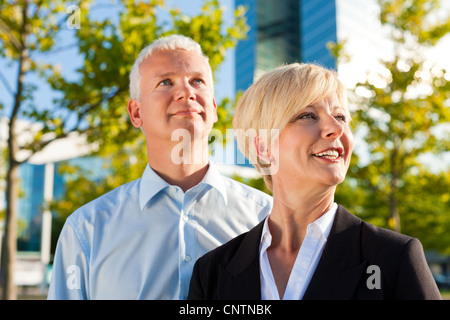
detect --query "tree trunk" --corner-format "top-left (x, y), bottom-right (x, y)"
top-left (389, 147), bottom-right (401, 233)
top-left (1, 158), bottom-right (19, 300)
top-left (1, 3), bottom-right (29, 298)
top-left (1, 105), bottom-right (21, 300)
top-left (1, 75), bottom-right (23, 300)
top-left (389, 186), bottom-right (401, 233)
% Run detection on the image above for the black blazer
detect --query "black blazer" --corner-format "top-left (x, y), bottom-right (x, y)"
top-left (188, 205), bottom-right (441, 300)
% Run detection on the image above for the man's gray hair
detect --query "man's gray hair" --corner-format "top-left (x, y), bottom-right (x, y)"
top-left (129, 34), bottom-right (210, 101)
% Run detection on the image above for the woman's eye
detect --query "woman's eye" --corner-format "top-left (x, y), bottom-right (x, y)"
top-left (290, 112), bottom-right (315, 122)
top-left (335, 114), bottom-right (347, 122)
top-left (299, 113), bottom-right (316, 120)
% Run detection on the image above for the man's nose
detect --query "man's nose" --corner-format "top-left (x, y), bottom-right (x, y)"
top-left (175, 82), bottom-right (196, 101)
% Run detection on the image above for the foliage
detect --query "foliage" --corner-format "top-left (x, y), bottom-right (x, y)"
top-left (379, 0), bottom-right (450, 45)
top-left (335, 0), bottom-right (450, 252)
top-left (231, 174), bottom-right (272, 197)
top-left (401, 170), bottom-right (450, 254)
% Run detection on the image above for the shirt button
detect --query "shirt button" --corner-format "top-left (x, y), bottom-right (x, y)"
top-left (185, 255), bottom-right (192, 262)
top-left (182, 215), bottom-right (189, 222)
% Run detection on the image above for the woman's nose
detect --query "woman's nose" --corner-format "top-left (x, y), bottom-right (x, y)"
top-left (321, 116), bottom-right (344, 140)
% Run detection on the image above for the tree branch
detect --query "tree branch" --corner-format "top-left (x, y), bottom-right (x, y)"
top-left (31, 42), bottom-right (79, 58)
top-left (0, 17), bottom-right (23, 51)
top-left (69, 86), bottom-right (126, 133)
top-left (0, 70), bottom-right (15, 97)
top-left (17, 131), bottom-right (69, 164)
top-left (18, 85), bottom-right (127, 164)
top-left (30, 0), bottom-right (44, 21)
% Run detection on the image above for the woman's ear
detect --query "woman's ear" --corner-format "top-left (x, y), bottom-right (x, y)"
top-left (253, 132), bottom-right (280, 176)
top-left (253, 135), bottom-right (272, 165)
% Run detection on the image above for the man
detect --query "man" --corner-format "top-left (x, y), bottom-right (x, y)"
top-left (47, 35), bottom-right (272, 299)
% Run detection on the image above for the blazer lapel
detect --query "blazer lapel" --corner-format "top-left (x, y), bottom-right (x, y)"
top-left (303, 205), bottom-right (368, 300)
top-left (218, 219), bottom-right (266, 300)
top-left (217, 207), bottom-right (369, 300)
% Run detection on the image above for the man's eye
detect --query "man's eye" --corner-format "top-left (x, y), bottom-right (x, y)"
top-left (158, 79), bottom-right (172, 86)
top-left (192, 78), bottom-right (204, 84)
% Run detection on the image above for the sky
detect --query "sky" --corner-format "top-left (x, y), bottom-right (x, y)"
top-left (336, 0), bottom-right (450, 87)
top-left (0, 0), bottom-right (449, 168)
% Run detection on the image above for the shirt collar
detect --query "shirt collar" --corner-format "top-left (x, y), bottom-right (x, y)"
top-left (260, 202), bottom-right (338, 248)
top-left (139, 164), bottom-right (170, 211)
top-left (260, 217), bottom-right (272, 251)
top-left (138, 161), bottom-right (228, 211)
top-left (199, 161), bottom-right (228, 205)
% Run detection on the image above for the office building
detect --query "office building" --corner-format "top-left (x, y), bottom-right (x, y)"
top-left (235, 0), bottom-right (338, 93)
top-left (15, 157), bottom-right (105, 252)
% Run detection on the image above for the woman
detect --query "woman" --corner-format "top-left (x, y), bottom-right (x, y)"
top-left (187, 63), bottom-right (441, 300)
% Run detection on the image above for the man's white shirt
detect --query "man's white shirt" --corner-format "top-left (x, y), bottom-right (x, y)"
top-left (48, 162), bottom-right (272, 299)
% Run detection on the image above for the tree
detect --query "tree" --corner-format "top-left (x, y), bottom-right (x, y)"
top-left (339, 0), bottom-right (450, 242)
top-left (0, 0), bottom-right (70, 300)
top-left (0, 0), bottom-right (248, 300)
top-left (400, 170), bottom-right (450, 254)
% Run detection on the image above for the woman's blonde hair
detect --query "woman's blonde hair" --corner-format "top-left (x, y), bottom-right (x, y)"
top-left (232, 62), bottom-right (349, 191)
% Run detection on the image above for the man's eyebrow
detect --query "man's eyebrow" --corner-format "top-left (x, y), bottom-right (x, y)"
top-left (154, 71), bottom-right (206, 79)
top-left (154, 71), bottom-right (176, 79)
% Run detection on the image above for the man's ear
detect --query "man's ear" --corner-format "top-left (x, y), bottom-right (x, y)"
top-left (127, 99), bottom-right (143, 128)
top-left (212, 98), bottom-right (218, 123)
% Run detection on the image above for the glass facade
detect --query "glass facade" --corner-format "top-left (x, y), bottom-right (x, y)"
top-left (300, 0), bottom-right (337, 70)
top-left (17, 163), bottom-right (64, 251)
top-left (235, 0), bottom-right (337, 93)
top-left (16, 157), bottom-right (104, 252)
top-left (17, 163), bottom-right (45, 251)
top-left (255, 0), bottom-right (300, 78)
top-left (235, 0), bottom-right (257, 93)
